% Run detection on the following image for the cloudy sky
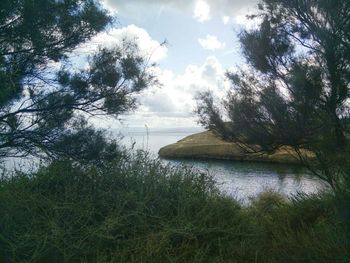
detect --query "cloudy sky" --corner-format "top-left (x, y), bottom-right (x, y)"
top-left (90, 0), bottom-right (259, 129)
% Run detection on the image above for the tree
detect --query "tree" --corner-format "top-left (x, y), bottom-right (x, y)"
top-left (196, 0), bottom-right (350, 190)
top-left (0, 0), bottom-right (158, 160)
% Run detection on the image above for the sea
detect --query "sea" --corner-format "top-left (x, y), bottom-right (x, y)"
top-left (2, 127), bottom-right (326, 202)
top-left (118, 127), bottom-right (326, 202)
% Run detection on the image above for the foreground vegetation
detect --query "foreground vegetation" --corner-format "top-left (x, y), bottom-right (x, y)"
top-left (1, 1), bottom-right (349, 261)
top-left (1, 152), bottom-right (349, 263)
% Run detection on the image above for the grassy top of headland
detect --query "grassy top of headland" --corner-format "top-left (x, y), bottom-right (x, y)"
top-left (159, 130), bottom-right (313, 164)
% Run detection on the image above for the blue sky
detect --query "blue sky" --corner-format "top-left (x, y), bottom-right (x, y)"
top-left (88, 0), bottom-right (259, 128)
top-left (114, 3), bottom-right (245, 73)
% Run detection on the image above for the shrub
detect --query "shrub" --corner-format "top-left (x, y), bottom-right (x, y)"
top-left (0, 152), bottom-right (348, 262)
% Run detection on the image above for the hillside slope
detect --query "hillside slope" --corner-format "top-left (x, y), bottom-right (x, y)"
top-left (158, 131), bottom-right (311, 164)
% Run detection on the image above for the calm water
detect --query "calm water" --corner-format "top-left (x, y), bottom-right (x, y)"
top-left (119, 128), bottom-right (326, 202)
top-left (3, 128), bottom-right (326, 202)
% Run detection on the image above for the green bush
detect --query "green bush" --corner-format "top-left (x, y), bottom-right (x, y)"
top-left (0, 152), bottom-right (349, 262)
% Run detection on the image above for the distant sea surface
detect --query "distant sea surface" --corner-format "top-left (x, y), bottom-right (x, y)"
top-left (117, 127), bottom-right (203, 154)
top-left (118, 127), bottom-right (326, 202)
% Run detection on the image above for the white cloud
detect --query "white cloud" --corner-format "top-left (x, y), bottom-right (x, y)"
top-left (102, 0), bottom-right (258, 25)
top-left (76, 24), bottom-right (167, 62)
top-left (222, 15), bottom-right (230, 25)
top-left (86, 49), bottom-right (231, 128)
top-left (73, 24), bottom-right (229, 128)
top-left (100, 0), bottom-right (118, 15)
top-left (235, 13), bottom-right (262, 29)
top-left (198, 35), bottom-right (226, 51)
top-left (193, 0), bottom-right (211, 22)
top-left (122, 56), bottom-right (230, 128)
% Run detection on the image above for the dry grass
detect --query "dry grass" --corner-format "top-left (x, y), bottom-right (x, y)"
top-left (159, 131), bottom-right (313, 164)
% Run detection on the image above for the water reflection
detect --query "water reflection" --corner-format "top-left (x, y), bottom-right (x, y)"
top-left (120, 128), bottom-right (326, 202)
top-left (2, 128), bottom-right (327, 203)
top-left (163, 158), bottom-right (326, 202)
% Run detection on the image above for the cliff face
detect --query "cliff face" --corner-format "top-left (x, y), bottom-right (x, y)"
top-left (158, 131), bottom-right (311, 164)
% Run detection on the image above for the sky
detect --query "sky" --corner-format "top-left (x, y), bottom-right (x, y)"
top-left (87, 0), bottom-right (259, 129)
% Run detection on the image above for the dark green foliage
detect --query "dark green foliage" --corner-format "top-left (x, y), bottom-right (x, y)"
top-left (196, 0), bottom-right (350, 190)
top-left (0, 0), bottom-right (110, 104)
top-left (0, 154), bottom-right (348, 262)
top-left (0, 0), bottom-right (158, 160)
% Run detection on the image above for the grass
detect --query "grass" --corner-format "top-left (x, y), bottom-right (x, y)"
top-left (0, 151), bottom-right (349, 262)
top-left (158, 130), bottom-right (313, 164)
